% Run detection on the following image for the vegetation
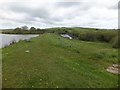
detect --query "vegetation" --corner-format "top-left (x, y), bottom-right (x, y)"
top-left (30, 27), bottom-right (36, 31)
top-left (2, 27), bottom-right (46, 34)
top-left (2, 32), bottom-right (118, 88)
top-left (111, 36), bottom-right (119, 48)
top-left (1, 27), bottom-right (119, 88)
top-left (2, 27), bottom-right (119, 49)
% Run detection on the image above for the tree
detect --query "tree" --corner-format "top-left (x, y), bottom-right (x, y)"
top-left (21, 26), bottom-right (28, 30)
top-left (14, 27), bottom-right (21, 31)
top-left (30, 27), bottom-right (36, 31)
top-left (36, 28), bottom-right (41, 30)
top-left (14, 27), bottom-right (22, 33)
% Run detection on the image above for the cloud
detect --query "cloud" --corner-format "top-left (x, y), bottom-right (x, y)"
top-left (0, 0), bottom-right (118, 29)
top-left (55, 2), bottom-right (81, 7)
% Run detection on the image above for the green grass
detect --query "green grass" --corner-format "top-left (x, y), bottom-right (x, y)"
top-left (2, 33), bottom-right (118, 88)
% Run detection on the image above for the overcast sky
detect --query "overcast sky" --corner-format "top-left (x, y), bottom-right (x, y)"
top-left (0, 0), bottom-right (119, 29)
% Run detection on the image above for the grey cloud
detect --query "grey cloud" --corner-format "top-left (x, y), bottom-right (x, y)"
top-left (7, 2), bottom-right (65, 25)
top-left (2, 17), bottom-right (33, 25)
top-left (4, 2), bottom-right (83, 26)
top-left (0, 0), bottom-right (118, 29)
top-left (109, 3), bottom-right (118, 9)
top-left (6, 3), bottom-right (54, 25)
top-left (55, 2), bottom-right (81, 8)
top-left (8, 3), bottom-right (50, 19)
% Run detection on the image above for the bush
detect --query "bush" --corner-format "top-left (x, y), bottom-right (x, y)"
top-left (98, 33), bottom-right (114, 42)
top-left (69, 31), bottom-right (117, 43)
top-left (14, 28), bottom-right (23, 33)
top-left (111, 36), bottom-right (119, 48)
top-left (80, 32), bottom-right (97, 41)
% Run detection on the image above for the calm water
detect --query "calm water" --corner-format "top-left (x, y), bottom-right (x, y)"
top-left (0, 34), bottom-right (39, 48)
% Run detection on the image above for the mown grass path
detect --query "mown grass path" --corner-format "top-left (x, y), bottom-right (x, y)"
top-left (2, 33), bottom-right (118, 88)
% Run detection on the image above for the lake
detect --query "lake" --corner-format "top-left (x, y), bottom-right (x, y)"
top-left (0, 34), bottom-right (39, 48)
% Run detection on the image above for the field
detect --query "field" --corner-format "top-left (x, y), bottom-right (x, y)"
top-left (2, 28), bottom-right (118, 88)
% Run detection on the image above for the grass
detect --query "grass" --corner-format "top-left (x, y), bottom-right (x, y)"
top-left (2, 33), bottom-right (118, 88)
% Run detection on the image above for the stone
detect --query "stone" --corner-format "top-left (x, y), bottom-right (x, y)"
top-left (25, 50), bottom-right (30, 53)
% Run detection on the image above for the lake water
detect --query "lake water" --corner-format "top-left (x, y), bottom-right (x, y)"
top-left (0, 34), bottom-right (39, 48)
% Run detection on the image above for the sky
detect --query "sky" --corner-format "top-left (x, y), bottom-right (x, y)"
top-left (0, 0), bottom-right (119, 29)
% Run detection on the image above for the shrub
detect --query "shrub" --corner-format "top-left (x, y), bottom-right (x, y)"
top-left (14, 27), bottom-right (21, 31)
top-left (68, 30), bottom-right (117, 44)
top-left (80, 32), bottom-right (97, 41)
top-left (14, 28), bottom-right (23, 33)
top-left (10, 39), bottom-right (16, 45)
top-left (98, 33), bottom-right (114, 42)
top-left (111, 36), bottom-right (119, 48)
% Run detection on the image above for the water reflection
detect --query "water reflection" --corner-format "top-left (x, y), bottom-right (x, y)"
top-left (0, 34), bottom-right (39, 48)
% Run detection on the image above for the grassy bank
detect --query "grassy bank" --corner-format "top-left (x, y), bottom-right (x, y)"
top-left (2, 33), bottom-right (118, 88)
